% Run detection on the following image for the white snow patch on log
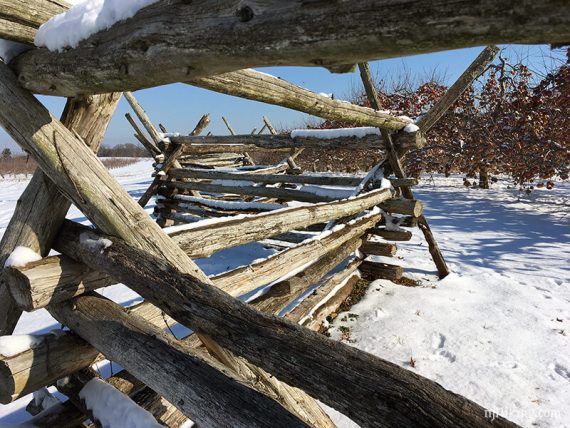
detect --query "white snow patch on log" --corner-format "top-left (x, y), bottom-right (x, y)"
top-left (173, 194), bottom-right (283, 211)
top-left (158, 132), bottom-right (180, 138)
top-left (0, 334), bottom-right (45, 357)
top-left (79, 378), bottom-right (162, 428)
top-left (404, 123), bottom-right (420, 133)
top-left (298, 271), bottom-right (361, 325)
top-left (35, 0), bottom-right (160, 51)
top-left (299, 186), bottom-right (354, 200)
top-left (210, 179), bottom-right (256, 187)
top-left (33, 388), bottom-right (61, 412)
top-left (4, 246), bottom-right (42, 268)
top-left (164, 188), bottom-right (389, 235)
top-left (80, 232), bottom-right (112, 253)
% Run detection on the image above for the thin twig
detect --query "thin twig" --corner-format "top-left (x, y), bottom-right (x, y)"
top-left (162, 311), bottom-right (177, 338)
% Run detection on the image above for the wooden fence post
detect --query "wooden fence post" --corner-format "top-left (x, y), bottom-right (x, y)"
top-left (358, 61), bottom-right (450, 278)
top-left (0, 92), bottom-right (121, 335)
top-left (0, 62), bottom-right (333, 428)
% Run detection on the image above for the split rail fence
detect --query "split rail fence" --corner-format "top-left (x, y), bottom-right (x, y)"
top-left (0, 0), bottom-right (557, 426)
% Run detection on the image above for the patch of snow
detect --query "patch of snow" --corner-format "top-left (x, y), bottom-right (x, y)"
top-left (298, 272), bottom-right (361, 325)
top-left (210, 179), bottom-right (256, 188)
top-left (300, 185), bottom-right (354, 200)
top-left (396, 115), bottom-right (414, 123)
top-left (326, 173), bottom-right (570, 428)
top-left (158, 132), bottom-right (180, 139)
top-left (382, 211), bottom-right (405, 232)
top-left (354, 164), bottom-right (385, 195)
top-left (158, 132), bottom-right (180, 144)
top-left (173, 195), bottom-right (283, 211)
top-left (0, 335), bottom-right (44, 358)
top-left (404, 123), bottom-right (420, 133)
top-left (79, 378), bottom-right (162, 428)
top-left (32, 388), bottom-right (60, 412)
top-left (318, 92), bottom-right (333, 98)
top-left (4, 246), bottom-right (41, 268)
top-left (35, 0), bottom-right (159, 51)
top-left (80, 232), bottom-right (112, 254)
top-left (291, 127), bottom-right (381, 139)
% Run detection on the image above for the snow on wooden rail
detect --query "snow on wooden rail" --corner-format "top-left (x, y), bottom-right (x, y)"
top-left (0, 1), bottom-right (537, 424)
top-left (32, 220), bottom-right (518, 427)
top-left (28, 216), bottom-right (359, 310)
top-left (168, 168), bottom-right (419, 188)
top-left (7, 0), bottom-right (570, 96)
top-left (1, 235), bottom-right (363, 416)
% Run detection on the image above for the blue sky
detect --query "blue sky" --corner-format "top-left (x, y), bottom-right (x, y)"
top-left (1, 44), bottom-right (564, 153)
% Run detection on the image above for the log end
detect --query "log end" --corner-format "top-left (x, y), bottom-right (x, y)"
top-left (411, 200), bottom-right (423, 218)
top-left (361, 241), bottom-right (397, 257)
top-left (359, 261), bottom-right (403, 281)
top-left (0, 360), bottom-right (17, 405)
top-left (4, 267), bottom-right (34, 312)
top-left (368, 228), bottom-right (413, 242)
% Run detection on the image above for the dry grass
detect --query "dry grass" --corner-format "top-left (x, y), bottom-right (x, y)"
top-left (0, 156), bottom-right (36, 177)
top-left (0, 156), bottom-right (140, 178)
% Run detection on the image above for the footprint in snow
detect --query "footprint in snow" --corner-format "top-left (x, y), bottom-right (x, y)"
top-left (431, 333), bottom-right (446, 350)
top-left (431, 333), bottom-right (457, 363)
top-left (553, 363), bottom-right (570, 382)
top-left (437, 350), bottom-right (457, 363)
top-left (373, 308), bottom-right (388, 319)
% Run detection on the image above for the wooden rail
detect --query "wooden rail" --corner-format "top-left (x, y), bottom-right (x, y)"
top-left (8, 1), bottom-right (570, 96)
top-left (173, 131), bottom-right (423, 152)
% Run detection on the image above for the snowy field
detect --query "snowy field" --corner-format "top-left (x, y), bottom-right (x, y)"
top-left (0, 160), bottom-right (568, 427)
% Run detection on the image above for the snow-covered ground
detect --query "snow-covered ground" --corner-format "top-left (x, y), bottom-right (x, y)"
top-left (0, 161), bottom-right (568, 427)
top-left (328, 175), bottom-right (570, 428)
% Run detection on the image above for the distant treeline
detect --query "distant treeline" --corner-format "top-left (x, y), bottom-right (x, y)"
top-left (98, 143), bottom-right (148, 157)
top-left (1, 151), bottom-right (140, 178)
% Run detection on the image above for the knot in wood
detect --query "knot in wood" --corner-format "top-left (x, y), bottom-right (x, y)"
top-left (237, 5), bottom-right (254, 22)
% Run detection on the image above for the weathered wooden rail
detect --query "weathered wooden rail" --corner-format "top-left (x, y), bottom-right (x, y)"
top-left (6, 1), bottom-right (570, 95)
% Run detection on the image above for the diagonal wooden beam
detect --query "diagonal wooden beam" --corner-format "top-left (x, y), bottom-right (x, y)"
top-left (0, 92), bottom-right (121, 335)
top-left (358, 61), bottom-right (450, 278)
top-left (193, 70), bottom-right (412, 131)
top-left (52, 220), bottom-right (519, 428)
top-left (0, 62), bottom-right (332, 427)
top-left (124, 112), bottom-right (161, 156)
top-left (417, 46), bottom-right (499, 133)
top-left (7, 0), bottom-right (570, 96)
top-left (124, 91), bottom-right (162, 145)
